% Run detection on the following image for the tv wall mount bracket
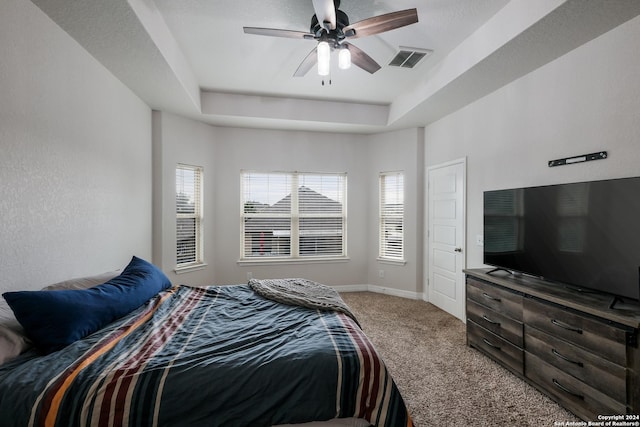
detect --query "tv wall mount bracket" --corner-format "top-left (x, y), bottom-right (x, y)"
top-left (548, 151), bottom-right (607, 167)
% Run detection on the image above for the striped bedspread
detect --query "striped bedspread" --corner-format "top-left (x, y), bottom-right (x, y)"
top-left (0, 285), bottom-right (413, 427)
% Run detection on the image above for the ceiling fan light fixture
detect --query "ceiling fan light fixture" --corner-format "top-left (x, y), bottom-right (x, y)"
top-left (338, 46), bottom-right (351, 70)
top-left (244, 3), bottom-right (419, 78)
top-left (317, 41), bottom-right (331, 75)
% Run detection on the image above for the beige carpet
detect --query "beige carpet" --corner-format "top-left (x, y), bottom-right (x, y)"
top-left (339, 292), bottom-right (581, 427)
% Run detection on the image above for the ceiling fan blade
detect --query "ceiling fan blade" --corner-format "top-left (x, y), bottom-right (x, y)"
top-left (243, 27), bottom-right (312, 39)
top-left (312, 0), bottom-right (337, 30)
top-left (344, 43), bottom-right (381, 74)
top-left (294, 47), bottom-right (318, 77)
top-left (343, 8), bottom-right (418, 39)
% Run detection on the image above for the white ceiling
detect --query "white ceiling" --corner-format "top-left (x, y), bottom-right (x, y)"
top-left (153, 0), bottom-right (508, 104)
top-left (30, 0), bottom-right (640, 133)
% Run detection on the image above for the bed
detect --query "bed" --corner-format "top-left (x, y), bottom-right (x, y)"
top-left (0, 257), bottom-right (413, 427)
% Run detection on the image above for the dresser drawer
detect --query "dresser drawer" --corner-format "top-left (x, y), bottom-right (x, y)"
top-left (524, 297), bottom-right (628, 365)
top-left (525, 352), bottom-right (627, 420)
top-left (468, 320), bottom-right (523, 376)
top-left (525, 325), bottom-right (626, 403)
top-left (467, 278), bottom-right (523, 321)
top-left (467, 299), bottom-right (523, 347)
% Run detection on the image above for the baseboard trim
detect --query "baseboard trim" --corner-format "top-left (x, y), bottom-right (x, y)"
top-left (332, 284), bottom-right (369, 293)
top-left (333, 284), bottom-right (422, 300)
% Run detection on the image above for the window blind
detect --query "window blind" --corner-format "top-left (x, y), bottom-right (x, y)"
top-left (176, 165), bottom-right (203, 267)
top-left (379, 172), bottom-right (404, 260)
top-left (241, 171), bottom-right (346, 259)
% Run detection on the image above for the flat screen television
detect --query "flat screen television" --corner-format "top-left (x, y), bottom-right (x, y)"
top-left (483, 176), bottom-right (640, 304)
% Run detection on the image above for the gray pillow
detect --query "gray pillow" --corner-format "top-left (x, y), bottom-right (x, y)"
top-left (0, 298), bottom-right (32, 364)
top-left (41, 270), bottom-right (120, 291)
top-left (0, 325), bottom-right (31, 365)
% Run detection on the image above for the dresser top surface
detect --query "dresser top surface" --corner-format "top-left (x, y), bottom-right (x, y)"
top-left (464, 268), bottom-right (640, 328)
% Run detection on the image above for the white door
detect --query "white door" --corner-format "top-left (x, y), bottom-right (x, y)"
top-left (426, 159), bottom-right (466, 321)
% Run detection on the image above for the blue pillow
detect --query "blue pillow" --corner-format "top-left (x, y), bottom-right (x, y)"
top-left (3, 256), bottom-right (171, 354)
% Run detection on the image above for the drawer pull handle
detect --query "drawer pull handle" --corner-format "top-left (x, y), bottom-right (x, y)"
top-left (552, 379), bottom-right (584, 400)
top-left (551, 319), bottom-right (583, 334)
top-left (482, 292), bottom-right (501, 302)
top-left (552, 349), bottom-right (584, 367)
top-left (482, 338), bottom-right (501, 351)
top-left (482, 315), bottom-right (500, 326)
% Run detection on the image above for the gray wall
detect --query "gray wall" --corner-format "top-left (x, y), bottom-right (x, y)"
top-left (152, 116), bottom-right (425, 293)
top-left (0, 0), bottom-right (426, 295)
top-left (0, 0), bottom-right (152, 292)
top-left (5, 0), bottom-right (638, 299)
top-left (213, 126), bottom-right (369, 286)
top-left (152, 111), bottom-right (217, 286)
top-left (425, 14), bottom-right (640, 272)
top-left (366, 128), bottom-right (424, 295)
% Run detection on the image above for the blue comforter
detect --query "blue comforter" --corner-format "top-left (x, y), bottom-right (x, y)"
top-left (0, 285), bottom-right (412, 427)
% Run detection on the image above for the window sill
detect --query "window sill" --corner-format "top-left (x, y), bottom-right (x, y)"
top-left (174, 262), bottom-right (208, 274)
top-left (237, 257), bottom-right (350, 267)
top-left (377, 257), bottom-right (406, 266)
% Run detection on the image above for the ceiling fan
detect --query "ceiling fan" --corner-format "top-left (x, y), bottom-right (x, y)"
top-left (243, 0), bottom-right (418, 77)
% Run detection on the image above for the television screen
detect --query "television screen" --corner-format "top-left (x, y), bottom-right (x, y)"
top-left (484, 176), bottom-right (640, 301)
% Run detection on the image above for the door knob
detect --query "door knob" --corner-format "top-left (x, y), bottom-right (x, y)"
top-left (454, 247), bottom-right (462, 252)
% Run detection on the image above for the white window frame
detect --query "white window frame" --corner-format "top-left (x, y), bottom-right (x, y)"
top-left (378, 171), bottom-right (405, 263)
top-left (239, 171), bottom-right (348, 264)
top-left (175, 164), bottom-right (205, 272)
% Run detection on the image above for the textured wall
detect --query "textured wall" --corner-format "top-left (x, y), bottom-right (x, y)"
top-left (425, 14), bottom-right (640, 270)
top-left (153, 112), bottom-right (426, 292)
top-left (210, 126), bottom-right (370, 287)
top-left (152, 111), bottom-right (217, 286)
top-left (0, 0), bottom-right (152, 292)
top-left (366, 128), bottom-right (424, 295)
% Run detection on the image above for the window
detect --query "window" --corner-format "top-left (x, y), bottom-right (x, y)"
top-left (241, 171), bottom-right (347, 261)
top-left (379, 172), bottom-right (404, 261)
top-left (176, 164), bottom-right (203, 269)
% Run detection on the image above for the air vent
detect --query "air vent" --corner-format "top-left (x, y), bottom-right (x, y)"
top-left (389, 47), bottom-right (433, 69)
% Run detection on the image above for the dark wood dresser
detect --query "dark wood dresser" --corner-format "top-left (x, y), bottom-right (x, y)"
top-left (464, 268), bottom-right (640, 420)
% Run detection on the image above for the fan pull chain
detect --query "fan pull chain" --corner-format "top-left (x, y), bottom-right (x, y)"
top-left (321, 70), bottom-right (332, 86)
